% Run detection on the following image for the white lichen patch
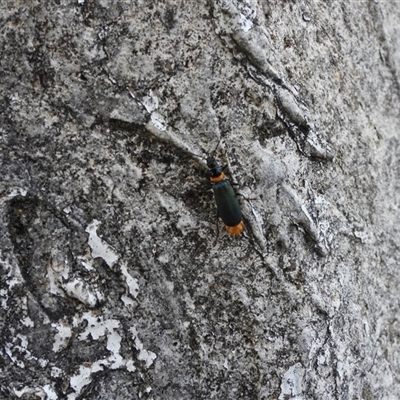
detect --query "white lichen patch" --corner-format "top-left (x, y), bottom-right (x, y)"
top-left (52, 320), bottom-right (73, 352)
top-left (21, 317), bottom-right (34, 328)
top-left (120, 294), bottom-right (135, 307)
top-left (150, 111), bottom-right (167, 131)
top-left (6, 187), bottom-right (28, 199)
top-left (0, 288), bottom-right (8, 308)
top-left (85, 220), bottom-right (119, 267)
top-left (130, 326), bottom-right (157, 368)
top-left (63, 311), bottom-right (157, 399)
top-left (85, 220), bottom-right (139, 299)
top-left (142, 90), bottom-right (159, 113)
top-left (14, 384), bottom-right (58, 400)
top-left (63, 279), bottom-right (102, 307)
top-left (5, 334), bottom-right (37, 370)
top-left (64, 313), bottom-right (125, 399)
top-left (120, 263), bottom-right (140, 298)
top-left (43, 384), bottom-right (58, 400)
top-left (279, 363), bottom-right (305, 400)
top-left (13, 386), bottom-right (47, 399)
top-left (132, 89), bottom-right (167, 131)
top-left (68, 365), bottom-right (96, 400)
top-left (46, 249), bottom-right (103, 308)
top-left (47, 258), bottom-right (68, 298)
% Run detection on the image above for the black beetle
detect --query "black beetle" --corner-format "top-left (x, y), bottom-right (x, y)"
top-left (207, 157), bottom-right (244, 235)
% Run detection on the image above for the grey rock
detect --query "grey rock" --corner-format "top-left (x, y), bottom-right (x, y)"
top-left (1, 1), bottom-right (400, 399)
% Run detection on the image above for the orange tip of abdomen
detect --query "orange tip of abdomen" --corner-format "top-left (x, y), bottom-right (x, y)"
top-left (225, 220), bottom-right (244, 235)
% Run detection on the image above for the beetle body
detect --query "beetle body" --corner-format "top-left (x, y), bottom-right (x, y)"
top-left (207, 157), bottom-right (244, 235)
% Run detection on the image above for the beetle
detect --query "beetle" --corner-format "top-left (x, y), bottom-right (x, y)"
top-left (207, 157), bottom-right (244, 235)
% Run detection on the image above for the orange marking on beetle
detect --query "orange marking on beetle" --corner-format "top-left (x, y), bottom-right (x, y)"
top-left (210, 172), bottom-right (225, 183)
top-left (225, 220), bottom-right (244, 235)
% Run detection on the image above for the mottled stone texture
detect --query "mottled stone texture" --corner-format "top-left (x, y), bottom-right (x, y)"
top-left (1, 1), bottom-right (400, 399)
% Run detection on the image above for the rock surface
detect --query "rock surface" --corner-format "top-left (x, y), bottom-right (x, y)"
top-left (1, 1), bottom-right (400, 399)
